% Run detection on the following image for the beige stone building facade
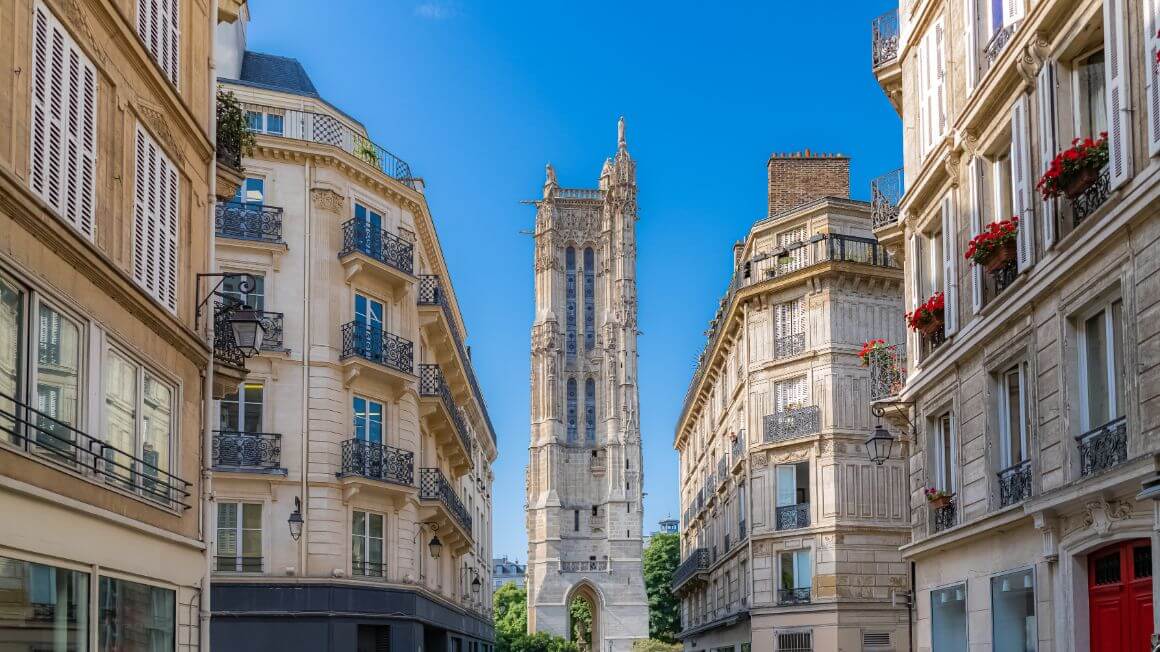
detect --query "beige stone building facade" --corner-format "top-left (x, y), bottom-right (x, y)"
top-left (206, 10), bottom-right (498, 652)
top-left (525, 122), bottom-right (650, 652)
top-left (0, 0), bottom-right (246, 648)
top-left (869, 0), bottom-right (1160, 649)
top-left (673, 155), bottom-right (911, 652)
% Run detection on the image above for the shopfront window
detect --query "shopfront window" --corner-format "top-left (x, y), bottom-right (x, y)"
top-left (991, 569), bottom-right (1036, 652)
top-left (931, 584), bottom-right (968, 652)
top-left (98, 576), bottom-right (175, 651)
top-left (0, 556), bottom-right (89, 651)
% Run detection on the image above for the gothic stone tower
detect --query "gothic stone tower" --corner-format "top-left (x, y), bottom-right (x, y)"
top-left (526, 118), bottom-right (649, 651)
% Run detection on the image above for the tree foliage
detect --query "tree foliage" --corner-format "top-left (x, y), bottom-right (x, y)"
top-left (569, 596), bottom-right (592, 646)
top-left (643, 531), bottom-right (681, 642)
top-left (493, 584), bottom-right (578, 652)
top-left (631, 640), bottom-right (682, 652)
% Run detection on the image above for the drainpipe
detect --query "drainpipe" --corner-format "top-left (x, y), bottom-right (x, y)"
top-left (908, 561), bottom-right (915, 652)
top-left (202, 1), bottom-right (219, 649)
top-left (299, 160), bottom-right (313, 576)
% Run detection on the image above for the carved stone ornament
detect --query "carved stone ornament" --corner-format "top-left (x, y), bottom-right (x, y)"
top-left (752, 452), bottom-right (768, 468)
top-left (942, 150), bottom-right (961, 188)
top-left (1082, 500), bottom-right (1134, 535)
top-left (59, 0), bottom-right (106, 64)
top-left (311, 188), bottom-right (345, 213)
top-left (136, 103), bottom-right (182, 164)
top-left (397, 226), bottom-right (416, 243)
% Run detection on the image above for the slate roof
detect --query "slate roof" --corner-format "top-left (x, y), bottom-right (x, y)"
top-left (233, 51), bottom-right (320, 98)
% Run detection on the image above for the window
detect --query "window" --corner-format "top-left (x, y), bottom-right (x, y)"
top-left (567, 378), bottom-right (577, 443)
top-left (774, 299), bottom-right (805, 358)
top-left (136, 0), bottom-right (180, 85)
top-left (931, 584), bottom-right (968, 652)
top-left (1073, 50), bottom-right (1107, 138)
top-left (777, 227), bottom-right (808, 272)
top-left (583, 248), bottom-right (595, 350)
top-left (30, 2), bottom-right (97, 239)
top-left (99, 576), bottom-right (175, 651)
top-left (1079, 298), bottom-right (1125, 431)
top-left (352, 511), bottom-right (385, 577)
top-left (998, 365), bottom-right (1028, 469)
top-left (35, 301), bottom-right (82, 449)
top-left (775, 375), bottom-right (808, 412)
top-left (779, 549), bottom-right (811, 604)
top-left (932, 412), bottom-right (957, 493)
top-left (219, 383), bottom-right (262, 433)
top-left (565, 248), bottom-right (577, 359)
top-left (918, 18), bottom-right (947, 155)
top-left (991, 569), bottom-right (1036, 651)
top-left (232, 177), bottom-right (266, 205)
top-left (573, 509), bottom-right (580, 532)
top-left (776, 462), bottom-right (810, 530)
top-left (132, 126), bottom-right (180, 313)
top-left (0, 277), bottom-right (22, 438)
top-left (103, 348), bottom-right (175, 504)
top-left (246, 110), bottom-right (284, 136)
top-left (0, 556), bottom-right (89, 648)
top-left (353, 396), bottom-right (384, 444)
top-left (776, 631), bottom-right (812, 652)
top-left (221, 274), bottom-right (265, 311)
top-left (584, 378), bottom-right (596, 444)
top-left (216, 502), bottom-right (262, 572)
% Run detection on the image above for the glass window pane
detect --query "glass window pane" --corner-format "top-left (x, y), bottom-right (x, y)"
top-left (1004, 368), bottom-right (1023, 464)
top-left (140, 372), bottom-right (174, 502)
top-left (265, 114), bottom-right (283, 135)
top-left (246, 111), bottom-right (262, 132)
top-left (991, 569), bottom-right (1036, 652)
top-left (36, 304), bottom-right (81, 456)
top-left (1112, 300), bottom-right (1125, 419)
top-left (369, 513), bottom-right (383, 539)
top-left (1084, 310), bottom-right (1109, 427)
top-left (0, 278), bottom-right (23, 441)
top-left (242, 383), bottom-right (263, 432)
top-left (104, 351), bottom-right (138, 485)
top-left (779, 552), bottom-right (794, 590)
top-left (1077, 51), bottom-right (1107, 137)
top-left (98, 576), bottom-right (175, 652)
top-left (241, 530), bottom-right (262, 557)
top-left (0, 556), bottom-right (89, 650)
top-left (352, 511), bottom-right (366, 536)
top-left (243, 178), bottom-right (265, 204)
top-left (219, 388), bottom-right (240, 432)
top-left (242, 503), bottom-right (262, 530)
top-left (931, 584), bottom-right (968, 652)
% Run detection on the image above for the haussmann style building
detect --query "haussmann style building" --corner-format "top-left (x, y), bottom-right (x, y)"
top-left (867, 0), bottom-right (1160, 649)
top-left (673, 153), bottom-right (913, 652)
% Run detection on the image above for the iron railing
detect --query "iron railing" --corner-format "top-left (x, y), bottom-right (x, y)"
top-left (731, 431), bottom-right (745, 462)
top-left (738, 519), bottom-right (747, 543)
top-left (241, 103), bottom-right (415, 188)
top-left (868, 342), bottom-right (906, 401)
top-left (339, 218), bottom-right (415, 275)
top-left (417, 275), bottom-right (496, 445)
top-left (763, 406), bottom-right (821, 444)
top-left (352, 560), bottom-right (387, 578)
top-left (1076, 416), bottom-right (1128, 477)
top-left (212, 430), bottom-right (282, 470)
top-left (717, 457), bottom-right (727, 484)
top-left (932, 496), bottom-right (957, 533)
top-left (1071, 168), bottom-right (1111, 226)
top-left (215, 202), bottom-right (284, 243)
top-left (419, 364), bottom-right (473, 458)
top-left (705, 472), bottom-right (716, 497)
top-left (420, 467), bottom-right (472, 532)
top-left (560, 560), bottom-right (608, 572)
top-left (871, 9), bottom-right (900, 67)
top-left (671, 548), bottom-right (709, 591)
top-left (985, 24), bottom-right (1015, 64)
top-left (214, 556), bottom-right (262, 573)
top-left (339, 438), bottom-right (414, 486)
top-left (258, 312), bottom-right (284, 351)
top-left (776, 503), bottom-right (811, 530)
top-left (922, 326), bottom-right (947, 357)
top-left (340, 321), bottom-right (414, 374)
top-left (213, 299), bottom-right (247, 369)
top-left (0, 391), bottom-right (192, 510)
top-left (998, 459), bottom-right (1032, 507)
top-left (870, 167), bottom-right (904, 228)
top-left (774, 333), bottom-right (806, 359)
top-left (778, 588), bottom-right (812, 606)
top-left (992, 260), bottom-right (1019, 297)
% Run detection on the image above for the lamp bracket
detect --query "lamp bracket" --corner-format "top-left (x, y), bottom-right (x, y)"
top-left (195, 272), bottom-right (258, 330)
top-left (872, 402), bottom-right (917, 437)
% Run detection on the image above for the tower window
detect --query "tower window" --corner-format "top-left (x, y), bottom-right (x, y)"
top-left (574, 510), bottom-right (579, 531)
top-left (566, 248), bottom-right (577, 358)
top-left (584, 248), bottom-right (595, 350)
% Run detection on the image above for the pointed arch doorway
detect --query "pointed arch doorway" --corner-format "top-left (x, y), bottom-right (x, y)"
top-left (566, 581), bottom-right (602, 651)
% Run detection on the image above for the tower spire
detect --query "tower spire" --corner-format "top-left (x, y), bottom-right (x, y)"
top-left (617, 116), bottom-right (627, 152)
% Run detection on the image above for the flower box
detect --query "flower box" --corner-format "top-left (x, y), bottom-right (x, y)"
top-left (965, 217), bottom-right (1018, 271)
top-left (917, 311), bottom-right (945, 336)
top-left (929, 495), bottom-right (952, 509)
top-left (982, 239), bottom-right (1017, 272)
top-left (924, 487), bottom-right (952, 508)
top-left (1062, 166), bottom-right (1100, 199)
top-left (907, 292), bottom-right (945, 334)
top-left (1037, 134), bottom-right (1108, 200)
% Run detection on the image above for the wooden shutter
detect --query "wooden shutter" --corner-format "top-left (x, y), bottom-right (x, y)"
top-left (1145, 0), bottom-right (1160, 156)
top-left (941, 195), bottom-right (958, 335)
top-left (137, 0), bottom-right (180, 85)
top-left (935, 18), bottom-right (947, 139)
top-left (1010, 96), bottom-right (1035, 271)
top-left (1003, 0), bottom-right (1025, 25)
top-left (919, 34), bottom-right (931, 153)
top-left (29, 2), bottom-right (96, 240)
top-left (907, 232), bottom-right (919, 359)
top-left (1037, 62), bottom-right (1058, 247)
top-left (1104, 0), bottom-right (1133, 189)
top-left (969, 158), bottom-right (985, 313)
top-left (133, 126), bottom-right (179, 313)
top-left (965, 0), bottom-right (978, 91)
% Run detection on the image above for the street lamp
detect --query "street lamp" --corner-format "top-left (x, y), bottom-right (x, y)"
top-left (228, 308), bottom-right (266, 356)
top-left (428, 534), bottom-right (443, 559)
top-left (865, 423), bottom-right (895, 466)
top-left (194, 273), bottom-right (268, 361)
top-left (288, 497), bottom-right (304, 541)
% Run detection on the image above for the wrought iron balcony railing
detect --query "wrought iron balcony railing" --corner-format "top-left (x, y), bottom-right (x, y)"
top-left (738, 519), bottom-right (747, 542)
top-left (560, 560), bottom-right (608, 572)
top-left (212, 299), bottom-right (247, 369)
top-left (339, 218), bottom-right (415, 275)
top-left (241, 103), bottom-right (415, 189)
top-left (419, 364), bottom-right (473, 457)
top-left (717, 457), bottom-right (727, 483)
top-left (1071, 168), bottom-right (1111, 226)
top-left (0, 391), bottom-right (192, 510)
top-left (984, 24), bottom-right (1015, 65)
top-left (340, 321), bottom-right (414, 374)
top-left (731, 431), bottom-right (744, 463)
top-left (420, 467), bottom-right (472, 533)
top-left (214, 556), bottom-right (262, 573)
top-left (352, 560), bottom-right (386, 578)
top-left (931, 496), bottom-right (957, 533)
top-left (338, 438), bottom-right (414, 486)
top-left (870, 167), bottom-right (904, 228)
top-left (871, 9), bottom-right (900, 68)
top-left (215, 201), bottom-right (284, 243)
top-left (671, 548), bottom-right (709, 591)
top-left (258, 311), bottom-right (284, 351)
top-left (868, 342), bottom-right (906, 401)
top-left (922, 326), bottom-right (947, 357)
top-left (1076, 416), bottom-right (1128, 478)
top-left (763, 406), bottom-right (821, 444)
top-left (212, 430), bottom-right (282, 470)
top-left (778, 588), bottom-right (812, 606)
top-left (776, 502), bottom-right (811, 530)
top-left (774, 333), bottom-right (806, 359)
top-left (998, 459), bottom-right (1032, 507)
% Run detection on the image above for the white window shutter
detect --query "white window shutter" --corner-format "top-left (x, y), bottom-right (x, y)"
top-left (29, 2), bottom-right (96, 240)
top-left (965, 0), bottom-right (978, 91)
top-left (133, 127), bottom-right (179, 313)
top-left (1036, 62), bottom-right (1058, 247)
top-left (935, 18), bottom-right (947, 138)
top-left (1104, 0), bottom-right (1133, 189)
top-left (941, 195), bottom-right (958, 335)
top-left (969, 158), bottom-right (985, 313)
top-left (919, 41), bottom-right (931, 153)
top-left (1145, 0), bottom-right (1160, 156)
top-left (1010, 96), bottom-right (1035, 272)
top-left (1003, 0), bottom-right (1025, 25)
top-left (136, 0), bottom-right (180, 86)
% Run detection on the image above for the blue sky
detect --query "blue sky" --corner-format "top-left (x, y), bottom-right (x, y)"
top-left (245, 0), bottom-right (902, 563)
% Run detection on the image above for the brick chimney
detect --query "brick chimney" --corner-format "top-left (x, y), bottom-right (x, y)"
top-left (767, 149), bottom-right (850, 216)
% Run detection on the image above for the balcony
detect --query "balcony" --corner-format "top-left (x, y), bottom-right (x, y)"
top-left (731, 432), bottom-right (745, 468)
top-left (998, 459), bottom-right (1032, 507)
top-left (560, 560), bottom-right (609, 573)
top-left (931, 496), bottom-right (957, 533)
top-left (211, 300), bottom-right (250, 397)
top-left (254, 311), bottom-right (285, 352)
top-left (868, 342), bottom-right (906, 402)
top-left (871, 9), bottom-right (899, 68)
top-left (339, 219), bottom-right (415, 289)
top-left (776, 502), bottom-right (810, 531)
top-left (671, 548), bottom-right (709, 593)
top-left (0, 391), bottom-right (192, 511)
top-left (242, 103), bottom-right (415, 189)
top-left (778, 588), bottom-right (812, 606)
top-left (1071, 168), bottom-right (1111, 227)
top-left (870, 167), bottom-right (904, 229)
top-left (1076, 416), bottom-right (1128, 478)
top-left (774, 333), bottom-right (805, 359)
top-left (419, 468), bottom-right (473, 550)
top-left (215, 201), bottom-right (284, 244)
top-left (340, 321), bottom-right (414, 386)
top-left (763, 406), bottom-right (821, 444)
top-left (984, 24), bottom-right (1015, 66)
top-left (338, 438), bottom-right (414, 487)
top-left (352, 560), bottom-right (387, 579)
top-left (921, 326), bottom-right (947, 358)
top-left (215, 556), bottom-right (262, 573)
top-left (717, 457), bottom-right (727, 485)
top-left (212, 430), bottom-right (282, 472)
top-left (419, 364), bottom-right (473, 475)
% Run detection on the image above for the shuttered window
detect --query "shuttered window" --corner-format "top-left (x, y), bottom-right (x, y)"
top-left (940, 195), bottom-right (959, 335)
top-left (1036, 62), bottom-right (1058, 247)
top-left (132, 127), bottom-right (179, 313)
top-left (1010, 96), bottom-right (1035, 271)
top-left (136, 0), bottom-right (180, 86)
top-left (29, 2), bottom-right (97, 240)
top-left (1103, 0), bottom-right (1132, 188)
top-left (1145, 0), bottom-right (1160, 156)
top-left (918, 17), bottom-right (947, 155)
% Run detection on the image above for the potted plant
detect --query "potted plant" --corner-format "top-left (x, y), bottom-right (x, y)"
top-left (1036, 134), bottom-right (1109, 200)
top-left (215, 88), bottom-right (254, 201)
top-left (858, 338), bottom-right (889, 367)
top-left (355, 138), bottom-right (381, 167)
top-left (965, 217), bottom-right (1019, 272)
top-left (924, 487), bottom-right (953, 509)
top-left (906, 291), bottom-right (945, 336)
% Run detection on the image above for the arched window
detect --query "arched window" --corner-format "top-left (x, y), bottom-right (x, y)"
top-left (584, 248), bottom-right (595, 350)
top-left (565, 248), bottom-right (577, 359)
top-left (585, 378), bottom-right (596, 444)
top-left (566, 378), bottom-right (578, 443)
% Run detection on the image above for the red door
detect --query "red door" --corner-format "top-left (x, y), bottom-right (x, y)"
top-left (1089, 539), bottom-right (1154, 652)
